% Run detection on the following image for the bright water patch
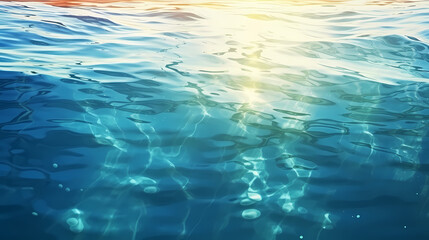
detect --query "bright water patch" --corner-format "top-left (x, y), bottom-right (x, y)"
top-left (0, 1), bottom-right (428, 240)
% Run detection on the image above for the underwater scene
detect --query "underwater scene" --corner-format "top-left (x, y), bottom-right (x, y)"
top-left (0, 0), bottom-right (428, 239)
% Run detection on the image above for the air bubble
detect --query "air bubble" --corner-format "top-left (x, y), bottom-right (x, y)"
top-left (240, 198), bottom-right (255, 206)
top-left (248, 192), bottom-right (262, 201)
top-left (242, 209), bottom-right (261, 219)
top-left (66, 217), bottom-right (84, 233)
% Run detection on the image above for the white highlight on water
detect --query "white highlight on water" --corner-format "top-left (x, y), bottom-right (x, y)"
top-left (242, 209), bottom-right (261, 219)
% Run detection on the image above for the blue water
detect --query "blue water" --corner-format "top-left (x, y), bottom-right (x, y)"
top-left (0, 0), bottom-right (428, 239)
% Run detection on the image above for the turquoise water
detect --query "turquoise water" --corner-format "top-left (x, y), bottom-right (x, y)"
top-left (0, 0), bottom-right (428, 239)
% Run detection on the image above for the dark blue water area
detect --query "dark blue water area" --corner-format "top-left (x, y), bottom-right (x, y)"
top-left (1, 1), bottom-right (429, 240)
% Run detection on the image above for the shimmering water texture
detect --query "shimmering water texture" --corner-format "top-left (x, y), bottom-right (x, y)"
top-left (0, 0), bottom-right (429, 240)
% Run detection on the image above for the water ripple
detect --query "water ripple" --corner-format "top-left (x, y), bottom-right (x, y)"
top-left (0, 1), bottom-right (428, 240)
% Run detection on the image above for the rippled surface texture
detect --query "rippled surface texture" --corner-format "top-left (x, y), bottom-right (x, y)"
top-left (1, 0), bottom-right (429, 239)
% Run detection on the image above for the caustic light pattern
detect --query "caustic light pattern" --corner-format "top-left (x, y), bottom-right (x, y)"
top-left (0, 1), bottom-right (428, 240)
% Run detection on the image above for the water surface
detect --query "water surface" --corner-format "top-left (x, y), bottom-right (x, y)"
top-left (0, 0), bottom-right (428, 239)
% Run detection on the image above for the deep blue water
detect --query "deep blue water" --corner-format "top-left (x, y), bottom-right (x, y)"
top-left (0, 0), bottom-right (429, 239)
